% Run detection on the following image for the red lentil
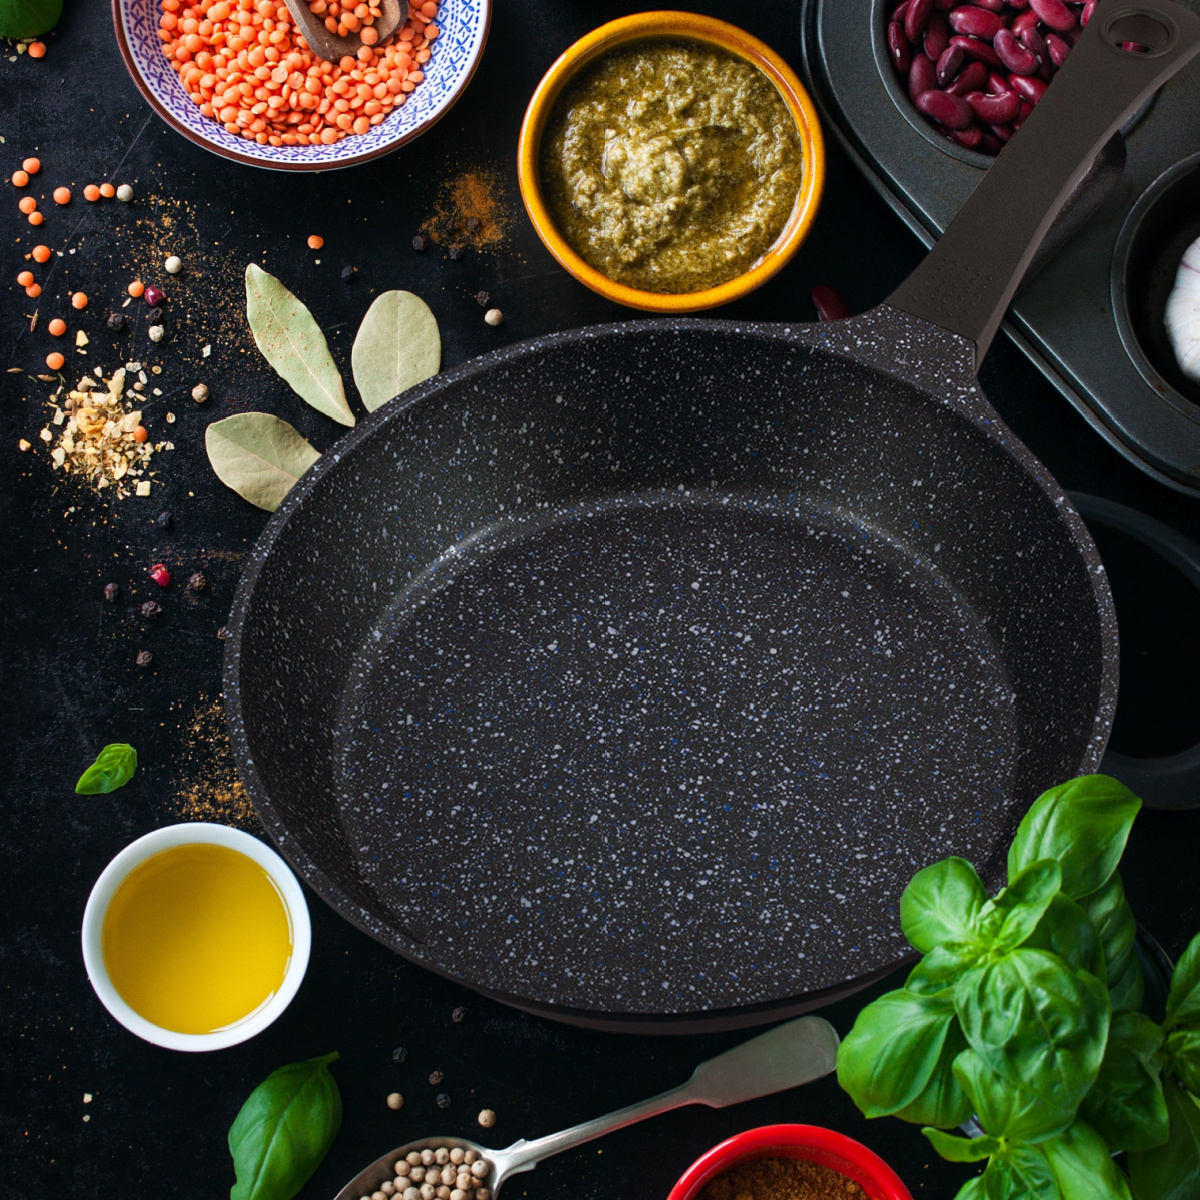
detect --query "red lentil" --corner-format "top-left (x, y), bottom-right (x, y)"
top-left (23, 158), bottom-right (41, 174)
top-left (18, 196), bottom-right (37, 214)
top-left (48, 318), bottom-right (66, 336)
top-left (17, 270), bottom-right (34, 286)
top-left (307, 233), bottom-right (324, 248)
top-left (12, 169), bottom-right (29, 187)
top-left (100, 182), bottom-right (116, 198)
top-left (32, 245), bottom-right (51, 262)
top-left (128, 280), bottom-right (145, 297)
top-left (84, 184), bottom-right (102, 200)
top-left (53, 186), bottom-right (71, 204)
top-left (25, 283), bottom-right (41, 298)
top-left (158, 0), bottom-right (438, 145)
top-left (72, 292), bottom-right (88, 310)
top-left (28, 41), bottom-right (46, 57)
top-left (46, 352), bottom-right (64, 370)
top-left (28, 211), bottom-right (43, 226)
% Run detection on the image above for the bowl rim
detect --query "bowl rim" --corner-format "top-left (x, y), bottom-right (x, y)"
top-left (516, 11), bottom-right (826, 313)
top-left (110, 0), bottom-right (493, 171)
top-left (666, 1124), bottom-right (914, 1200)
top-left (81, 822), bottom-right (312, 1051)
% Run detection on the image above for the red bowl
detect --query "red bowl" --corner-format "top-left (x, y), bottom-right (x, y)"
top-left (667, 1124), bottom-right (913, 1200)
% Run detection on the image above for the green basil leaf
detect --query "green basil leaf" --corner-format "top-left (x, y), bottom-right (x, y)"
top-left (956, 1177), bottom-right (987, 1200)
top-left (893, 1019), bottom-right (972, 1128)
top-left (1040, 1118), bottom-right (1133, 1200)
top-left (907, 941), bottom-right (984, 997)
top-left (1083, 1012), bottom-right (1168, 1153)
top-left (1128, 1079), bottom-right (1200, 1200)
top-left (955, 948), bottom-right (1109, 1116)
top-left (987, 859), bottom-right (1063, 954)
top-left (1166, 1028), bottom-right (1200, 1097)
top-left (836, 988), bottom-right (954, 1119)
top-left (1080, 872), bottom-right (1137, 987)
top-left (955, 1046), bottom-right (1077, 1142)
top-left (0, 0), bottom-right (61, 37)
top-left (1008, 775), bottom-right (1140, 900)
top-left (75, 743), bottom-right (138, 794)
top-left (1024, 893), bottom-right (1105, 980)
top-left (901, 856), bottom-right (989, 953)
top-left (245, 264), bottom-right (354, 427)
top-left (924, 1128), bottom-right (1000, 1162)
top-left (982, 1145), bottom-right (1060, 1200)
top-left (229, 1051), bottom-right (341, 1200)
top-left (1165, 930), bottom-right (1200, 1032)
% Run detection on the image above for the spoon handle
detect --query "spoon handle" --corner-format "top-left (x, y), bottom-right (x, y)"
top-left (496, 1016), bottom-right (839, 1180)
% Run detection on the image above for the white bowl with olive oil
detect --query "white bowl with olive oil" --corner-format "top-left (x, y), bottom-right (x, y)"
top-left (82, 823), bottom-right (311, 1051)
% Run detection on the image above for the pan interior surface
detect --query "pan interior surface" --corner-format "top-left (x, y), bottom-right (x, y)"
top-left (338, 493), bottom-right (1016, 1011)
top-left (229, 319), bottom-right (1115, 1023)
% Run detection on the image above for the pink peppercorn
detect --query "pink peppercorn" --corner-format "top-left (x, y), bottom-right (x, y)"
top-left (149, 563), bottom-right (172, 587)
top-left (144, 285), bottom-right (167, 307)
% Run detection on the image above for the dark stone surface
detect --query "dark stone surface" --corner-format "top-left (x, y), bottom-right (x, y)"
top-left (1, 1), bottom-right (1199, 1197)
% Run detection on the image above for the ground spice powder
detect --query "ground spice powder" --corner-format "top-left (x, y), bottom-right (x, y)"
top-left (171, 694), bottom-right (256, 827)
top-left (427, 166), bottom-right (513, 250)
top-left (698, 1157), bottom-right (864, 1200)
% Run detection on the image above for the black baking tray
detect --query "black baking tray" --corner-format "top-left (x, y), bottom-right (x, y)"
top-left (801, 0), bottom-right (1200, 495)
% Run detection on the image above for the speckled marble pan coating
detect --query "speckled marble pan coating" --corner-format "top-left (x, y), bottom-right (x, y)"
top-left (225, 306), bottom-right (1118, 1029)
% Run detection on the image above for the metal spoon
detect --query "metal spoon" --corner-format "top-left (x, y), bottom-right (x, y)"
top-left (333, 1015), bottom-right (840, 1200)
top-left (281, 0), bottom-right (406, 63)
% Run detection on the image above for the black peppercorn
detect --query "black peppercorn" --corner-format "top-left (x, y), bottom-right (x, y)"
top-left (107, 312), bottom-right (127, 332)
top-left (474, 291), bottom-right (491, 308)
top-left (216, 626), bottom-right (231, 640)
top-left (146, 307), bottom-right (163, 323)
top-left (140, 600), bottom-right (162, 618)
top-left (392, 1046), bottom-right (408, 1063)
top-left (188, 571), bottom-right (207, 591)
top-left (436, 1093), bottom-right (451, 1110)
top-left (104, 582), bottom-right (120, 602)
top-left (465, 216), bottom-right (482, 233)
top-left (448, 244), bottom-right (465, 261)
top-left (341, 265), bottom-right (357, 282)
top-left (428, 1070), bottom-right (444, 1086)
top-left (441, 218), bottom-right (458, 237)
top-left (156, 511), bottom-right (173, 529)
top-left (451, 1006), bottom-right (466, 1023)
top-left (412, 234), bottom-right (428, 252)
top-left (136, 650), bottom-right (153, 667)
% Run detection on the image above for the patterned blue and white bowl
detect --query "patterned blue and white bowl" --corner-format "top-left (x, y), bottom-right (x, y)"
top-left (112, 0), bottom-right (491, 170)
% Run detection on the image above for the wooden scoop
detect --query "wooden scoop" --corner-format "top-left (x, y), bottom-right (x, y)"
top-left (282, 0), bottom-right (406, 62)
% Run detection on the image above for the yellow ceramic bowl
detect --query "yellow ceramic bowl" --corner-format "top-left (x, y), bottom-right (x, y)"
top-left (517, 11), bottom-right (827, 314)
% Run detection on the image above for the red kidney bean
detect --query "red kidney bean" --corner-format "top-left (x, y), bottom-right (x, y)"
top-left (1010, 8), bottom-right (1040, 37)
top-left (1080, 0), bottom-right (1098, 26)
top-left (936, 42), bottom-right (965, 84)
top-left (811, 285), bottom-right (851, 322)
top-left (1019, 25), bottom-right (1054, 78)
top-left (985, 68), bottom-right (1013, 93)
top-left (889, 22), bottom-right (913, 73)
top-left (994, 28), bottom-right (1039, 72)
top-left (909, 52), bottom-right (939, 99)
top-left (971, 0), bottom-right (1006, 10)
top-left (1018, 98), bottom-right (1034, 121)
top-left (906, 0), bottom-right (934, 42)
top-left (948, 123), bottom-right (984, 147)
top-left (932, 0), bottom-right (956, 10)
top-left (1009, 72), bottom-right (1047, 102)
top-left (948, 5), bottom-right (1005, 39)
top-left (892, 0), bottom-right (910, 19)
top-left (951, 33), bottom-right (1004, 65)
top-left (1045, 31), bottom-right (1071, 66)
top-left (965, 88), bottom-right (1023, 121)
top-left (924, 12), bottom-right (951, 59)
top-left (1004, 0), bottom-right (1030, 8)
top-left (915, 87), bottom-right (975, 128)
top-left (1029, 0), bottom-right (1076, 32)
top-left (988, 120), bottom-right (1015, 142)
top-left (947, 60), bottom-right (989, 93)
top-left (980, 132), bottom-right (1004, 155)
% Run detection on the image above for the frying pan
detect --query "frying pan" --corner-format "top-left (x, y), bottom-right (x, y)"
top-left (226, 0), bottom-right (1200, 1033)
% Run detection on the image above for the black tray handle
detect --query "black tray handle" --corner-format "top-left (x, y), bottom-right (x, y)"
top-left (1070, 492), bottom-right (1200, 812)
top-left (886, 0), bottom-right (1200, 370)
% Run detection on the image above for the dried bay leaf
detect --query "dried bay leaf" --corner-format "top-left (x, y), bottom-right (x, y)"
top-left (206, 412), bottom-right (321, 512)
top-left (351, 290), bottom-right (441, 413)
top-left (245, 264), bottom-right (355, 427)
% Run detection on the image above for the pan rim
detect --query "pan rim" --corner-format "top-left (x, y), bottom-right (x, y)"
top-left (223, 311), bottom-right (1119, 1026)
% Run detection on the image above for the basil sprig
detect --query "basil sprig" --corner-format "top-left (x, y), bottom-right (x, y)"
top-left (75, 744), bottom-right (137, 794)
top-left (229, 1051), bottom-right (341, 1200)
top-left (0, 0), bottom-right (62, 39)
top-left (837, 773), bottom-right (1200, 1200)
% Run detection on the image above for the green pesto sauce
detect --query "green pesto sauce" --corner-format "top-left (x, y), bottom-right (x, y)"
top-left (541, 39), bottom-right (804, 294)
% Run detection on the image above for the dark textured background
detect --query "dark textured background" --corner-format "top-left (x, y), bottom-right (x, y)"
top-left (3, 1), bottom-right (1200, 1196)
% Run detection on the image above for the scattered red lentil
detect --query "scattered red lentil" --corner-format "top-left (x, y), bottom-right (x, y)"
top-left (128, 280), bottom-right (145, 297)
top-left (32, 244), bottom-right (51, 262)
top-left (133, 426), bottom-right (150, 443)
top-left (28, 211), bottom-right (43, 226)
top-left (46, 352), bottom-right (64, 370)
top-left (17, 270), bottom-right (34, 286)
top-left (18, 196), bottom-right (37, 214)
top-left (157, 0), bottom-right (438, 145)
top-left (28, 41), bottom-right (46, 57)
top-left (84, 184), bottom-right (102, 201)
top-left (48, 318), bottom-right (66, 336)
top-left (12, 169), bottom-right (29, 187)
top-left (100, 182), bottom-right (115, 198)
top-left (71, 292), bottom-right (88, 310)
top-left (23, 158), bottom-right (41, 174)
top-left (307, 233), bottom-right (324, 249)
top-left (53, 186), bottom-right (71, 205)
top-left (25, 283), bottom-right (41, 298)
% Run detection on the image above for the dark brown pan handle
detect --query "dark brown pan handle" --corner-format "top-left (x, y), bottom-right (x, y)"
top-left (887, 0), bottom-right (1200, 371)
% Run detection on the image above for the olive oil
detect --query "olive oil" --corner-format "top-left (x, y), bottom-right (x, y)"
top-left (102, 843), bottom-right (292, 1035)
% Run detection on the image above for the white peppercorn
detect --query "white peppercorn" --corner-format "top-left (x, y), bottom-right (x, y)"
top-left (437, 1188), bottom-right (452, 1200)
top-left (410, 1167), bottom-right (425, 1183)
top-left (381, 1182), bottom-right (396, 1195)
top-left (449, 1149), bottom-right (465, 1166)
top-left (191, 383), bottom-right (209, 402)
top-left (476, 1190), bottom-right (491, 1200)
top-left (420, 1185), bottom-right (436, 1200)
top-left (395, 1162), bottom-right (411, 1178)
top-left (434, 1149), bottom-right (450, 1166)
top-left (164, 255), bottom-right (183, 274)
top-left (477, 1109), bottom-right (496, 1129)
top-left (451, 1191), bottom-right (467, 1200)
top-left (117, 183), bottom-right (134, 202)
top-left (148, 324), bottom-right (164, 343)
top-left (470, 1161), bottom-right (489, 1181)
top-left (387, 1092), bottom-right (404, 1110)
top-left (372, 1191), bottom-right (386, 1200)
top-left (463, 1151), bottom-right (478, 1166)
top-left (455, 1174), bottom-right (473, 1191)
top-left (421, 1149), bottom-right (436, 1166)
top-left (484, 308), bottom-right (503, 327)
top-left (403, 1189), bottom-right (420, 1200)
top-left (407, 1153), bottom-right (422, 1167)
